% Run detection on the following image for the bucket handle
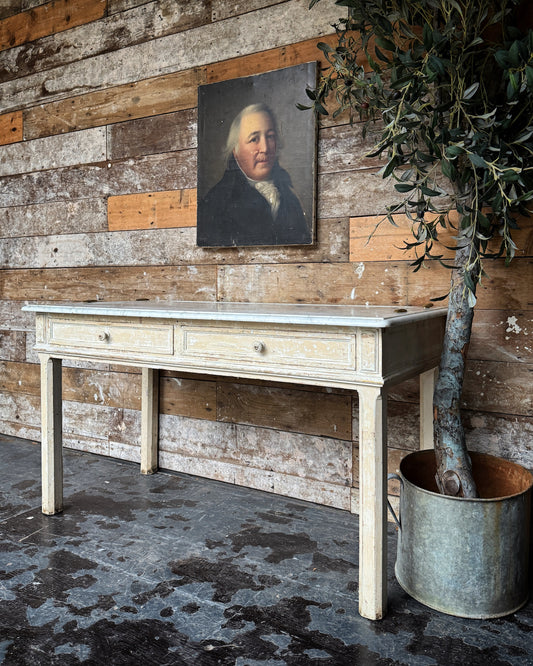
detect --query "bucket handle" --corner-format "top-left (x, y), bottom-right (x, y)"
top-left (387, 473), bottom-right (402, 530)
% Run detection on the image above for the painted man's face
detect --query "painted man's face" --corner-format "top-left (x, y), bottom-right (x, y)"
top-left (233, 111), bottom-right (277, 181)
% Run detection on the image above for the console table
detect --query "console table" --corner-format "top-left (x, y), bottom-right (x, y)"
top-left (23, 301), bottom-right (446, 620)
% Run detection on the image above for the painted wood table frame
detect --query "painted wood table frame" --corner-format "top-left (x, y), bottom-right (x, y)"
top-left (23, 301), bottom-right (446, 621)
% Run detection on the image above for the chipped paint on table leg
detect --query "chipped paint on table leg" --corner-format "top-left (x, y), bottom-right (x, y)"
top-left (40, 354), bottom-right (63, 515)
top-left (357, 384), bottom-right (387, 620)
top-left (141, 367), bottom-right (159, 475)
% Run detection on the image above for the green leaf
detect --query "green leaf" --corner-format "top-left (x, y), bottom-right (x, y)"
top-left (509, 40), bottom-right (521, 67)
top-left (376, 36), bottom-right (396, 52)
top-left (428, 55), bottom-right (446, 76)
top-left (445, 145), bottom-right (464, 157)
top-left (395, 183), bottom-right (416, 192)
top-left (423, 23), bottom-right (433, 51)
top-left (463, 82), bottom-right (479, 100)
top-left (495, 50), bottom-right (510, 69)
top-left (374, 45), bottom-right (390, 63)
top-left (316, 41), bottom-right (333, 54)
top-left (441, 158), bottom-right (457, 180)
top-left (526, 66), bottom-right (533, 90)
top-left (468, 153), bottom-right (488, 168)
top-left (420, 186), bottom-right (442, 197)
top-left (382, 158), bottom-right (398, 179)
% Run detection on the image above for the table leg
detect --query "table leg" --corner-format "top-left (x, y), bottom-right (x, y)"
top-left (420, 367), bottom-right (438, 450)
top-left (141, 367), bottom-right (159, 474)
top-left (40, 355), bottom-right (63, 515)
top-left (357, 385), bottom-right (388, 620)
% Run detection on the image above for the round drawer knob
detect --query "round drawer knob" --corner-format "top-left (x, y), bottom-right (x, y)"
top-left (98, 330), bottom-right (110, 342)
top-left (253, 341), bottom-right (266, 353)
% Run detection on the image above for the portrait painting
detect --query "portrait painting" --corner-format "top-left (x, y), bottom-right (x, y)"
top-left (196, 62), bottom-right (317, 248)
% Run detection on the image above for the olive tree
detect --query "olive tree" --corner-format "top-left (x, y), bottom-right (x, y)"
top-left (305, 0), bottom-right (533, 496)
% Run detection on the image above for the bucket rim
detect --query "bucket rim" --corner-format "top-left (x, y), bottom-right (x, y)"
top-left (398, 450), bottom-right (533, 502)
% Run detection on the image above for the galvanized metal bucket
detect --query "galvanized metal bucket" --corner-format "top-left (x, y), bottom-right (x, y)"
top-left (388, 450), bottom-right (533, 618)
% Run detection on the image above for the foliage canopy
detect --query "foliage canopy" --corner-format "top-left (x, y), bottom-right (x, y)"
top-left (305, 0), bottom-right (533, 306)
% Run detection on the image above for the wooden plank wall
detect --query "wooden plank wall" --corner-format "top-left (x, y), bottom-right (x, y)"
top-left (0, 0), bottom-right (531, 512)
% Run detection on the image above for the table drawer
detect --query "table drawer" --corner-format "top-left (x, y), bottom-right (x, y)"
top-left (47, 318), bottom-right (173, 356)
top-left (179, 324), bottom-right (356, 370)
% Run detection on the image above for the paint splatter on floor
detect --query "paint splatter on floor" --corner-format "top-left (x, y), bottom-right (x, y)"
top-left (0, 435), bottom-right (532, 665)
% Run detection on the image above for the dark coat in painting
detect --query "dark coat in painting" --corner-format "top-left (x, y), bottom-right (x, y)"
top-left (197, 156), bottom-right (311, 247)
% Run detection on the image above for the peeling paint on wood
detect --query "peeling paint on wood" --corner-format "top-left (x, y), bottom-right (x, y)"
top-left (0, 127), bottom-right (106, 177)
top-left (107, 108), bottom-right (197, 160)
top-left (0, 1), bottom-right (339, 112)
top-left (0, 330), bottom-right (26, 361)
top-left (0, 0), bottom-right (211, 83)
top-left (0, 265), bottom-right (217, 301)
top-left (217, 262), bottom-right (407, 305)
top-left (0, 151), bottom-right (197, 207)
top-left (0, 198), bottom-right (107, 238)
top-left (23, 69), bottom-right (204, 140)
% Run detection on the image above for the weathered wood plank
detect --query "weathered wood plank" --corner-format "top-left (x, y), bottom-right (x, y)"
top-left (0, 330), bottom-right (26, 361)
top-left (318, 169), bottom-right (406, 219)
top-left (463, 360), bottom-right (532, 416)
top-left (0, 127), bottom-right (106, 177)
top-left (0, 151), bottom-right (196, 208)
top-left (0, 265), bottom-right (217, 301)
top-left (0, 301), bottom-right (34, 330)
top-left (160, 374), bottom-right (216, 420)
top-left (217, 381), bottom-right (352, 440)
top-left (217, 261), bottom-right (408, 305)
top-left (0, 217), bottom-right (348, 268)
top-left (159, 413), bottom-right (352, 488)
top-left (0, 0), bottom-right (106, 52)
top-left (349, 212), bottom-right (533, 262)
top-left (406, 258), bottom-right (533, 310)
top-left (64, 366), bottom-right (141, 409)
top-left (107, 0), bottom-right (144, 14)
top-left (107, 189), bottom-right (197, 231)
top-left (463, 410), bottom-right (533, 469)
top-left (107, 108), bottom-right (197, 160)
top-left (0, 0), bottom-right (339, 112)
top-left (206, 32), bottom-right (339, 84)
top-left (469, 310), bottom-right (533, 364)
top-left (22, 35), bottom-right (347, 143)
top-left (390, 356), bottom-right (532, 418)
top-left (0, 110), bottom-right (22, 145)
top-left (24, 69), bottom-right (204, 140)
top-left (0, 2), bottom-right (24, 22)
top-left (0, 1), bottom-right (211, 84)
top-left (0, 198), bottom-right (107, 238)
top-left (211, 0), bottom-right (287, 22)
top-left (319, 122), bottom-right (384, 175)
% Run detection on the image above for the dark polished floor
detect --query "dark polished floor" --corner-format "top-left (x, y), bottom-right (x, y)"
top-left (0, 433), bottom-right (532, 665)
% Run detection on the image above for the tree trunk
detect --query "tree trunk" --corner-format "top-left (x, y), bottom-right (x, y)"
top-left (433, 241), bottom-right (479, 497)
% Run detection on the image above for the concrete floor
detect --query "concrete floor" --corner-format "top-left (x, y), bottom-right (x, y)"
top-left (0, 434), bottom-right (532, 665)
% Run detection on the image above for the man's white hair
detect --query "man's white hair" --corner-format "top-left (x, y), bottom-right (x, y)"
top-left (223, 103), bottom-right (280, 164)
